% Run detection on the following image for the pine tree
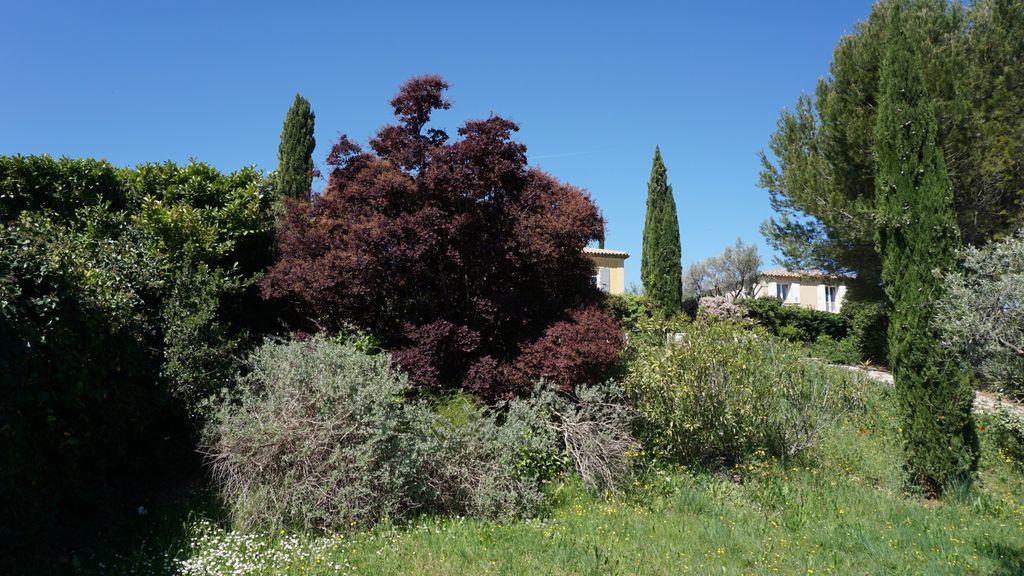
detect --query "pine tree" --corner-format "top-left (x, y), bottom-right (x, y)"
top-left (276, 94), bottom-right (316, 200)
top-left (641, 146), bottom-right (682, 314)
top-left (874, 7), bottom-right (978, 495)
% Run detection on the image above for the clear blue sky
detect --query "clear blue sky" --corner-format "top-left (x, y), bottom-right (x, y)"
top-left (0, 0), bottom-right (875, 289)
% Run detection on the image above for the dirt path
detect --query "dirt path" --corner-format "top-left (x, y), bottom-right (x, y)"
top-left (838, 364), bottom-right (1024, 418)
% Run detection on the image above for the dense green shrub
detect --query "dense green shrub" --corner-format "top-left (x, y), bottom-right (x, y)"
top-left (806, 335), bottom-right (862, 366)
top-left (604, 293), bottom-right (657, 332)
top-left (125, 160), bottom-right (275, 274)
top-left (989, 408), bottom-right (1024, 473)
top-left (741, 297), bottom-right (849, 343)
top-left (0, 215), bottom-right (172, 561)
top-left (0, 155), bottom-right (127, 223)
top-left (0, 155), bottom-right (277, 565)
top-left (413, 389), bottom-right (558, 520)
top-left (160, 264), bottom-right (248, 420)
top-left (624, 321), bottom-right (865, 467)
top-left (841, 299), bottom-right (888, 366)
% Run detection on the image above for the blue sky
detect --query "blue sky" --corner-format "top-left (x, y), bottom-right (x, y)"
top-left (0, 1), bottom-right (875, 289)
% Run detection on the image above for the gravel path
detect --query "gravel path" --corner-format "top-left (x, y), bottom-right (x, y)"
top-left (838, 364), bottom-right (1024, 418)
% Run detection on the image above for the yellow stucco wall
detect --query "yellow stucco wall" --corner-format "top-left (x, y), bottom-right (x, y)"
top-left (587, 254), bottom-right (627, 295)
top-left (799, 284), bottom-right (818, 310)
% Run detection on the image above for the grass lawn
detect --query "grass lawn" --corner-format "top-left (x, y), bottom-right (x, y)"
top-left (89, 386), bottom-right (1024, 576)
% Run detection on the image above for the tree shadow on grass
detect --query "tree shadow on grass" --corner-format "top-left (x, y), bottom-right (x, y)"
top-left (50, 454), bottom-right (228, 576)
top-left (978, 541), bottom-right (1024, 576)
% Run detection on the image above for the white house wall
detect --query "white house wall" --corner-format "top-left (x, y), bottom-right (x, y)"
top-left (756, 274), bottom-right (848, 313)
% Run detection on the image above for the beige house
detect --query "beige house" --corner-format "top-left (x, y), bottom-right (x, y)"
top-left (584, 247), bottom-right (629, 295)
top-left (756, 269), bottom-right (848, 313)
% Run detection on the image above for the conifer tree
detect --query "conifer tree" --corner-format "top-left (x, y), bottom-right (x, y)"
top-left (276, 94), bottom-right (316, 200)
top-left (874, 8), bottom-right (978, 494)
top-left (641, 146), bottom-right (682, 314)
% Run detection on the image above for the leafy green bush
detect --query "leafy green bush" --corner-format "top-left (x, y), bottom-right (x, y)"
top-left (412, 390), bottom-right (557, 520)
top-left (160, 263), bottom-right (248, 421)
top-left (806, 335), bottom-right (862, 366)
top-left (742, 297), bottom-right (849, 343)
top-left (603, 293), bottom-right (656, 332)
top-left (989, 408), bottom-right (1024, 472)
top-left (624, 321), bottom-right (865, 467)
top-left (841, 299), bottom-right (888, 366)
top-left (0, 155), bottom-right (127, 223)
top-left (0, 214), bottom-right (171, 561)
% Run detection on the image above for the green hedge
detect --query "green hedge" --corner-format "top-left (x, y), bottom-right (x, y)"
top-left (741, 297), bottom-right (850, 343)
top-left (0, 155), bottom-right (277, 567)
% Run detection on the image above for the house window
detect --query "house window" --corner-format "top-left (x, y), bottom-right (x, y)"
top-left (776, 283), bottom-right (790, 301)
top-left (825, 285), bottom-right (838, 312)
top-left (593, 267), bottom-right (610, 292)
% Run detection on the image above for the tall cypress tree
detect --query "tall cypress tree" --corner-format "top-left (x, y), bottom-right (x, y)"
top-left (276, 94), bottom-right (316, 200)
top-left (874, 7), bottom-right (978, 495)
top-left (641, 146), bottom-right (682, 314)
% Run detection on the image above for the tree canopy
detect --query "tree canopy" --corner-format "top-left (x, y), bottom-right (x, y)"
top-left (760, 0), bottom-right (1024, 300)
top-left (640, 146), bottom-right (682, 314)
top-left (262, 75), bottom-right (622, 400)
top-left (276, 94), bottom-right (316, 200)
top-left (875, 8), bottom-right (978, 493)
top-left (682, 238), bottom-right (762, 300)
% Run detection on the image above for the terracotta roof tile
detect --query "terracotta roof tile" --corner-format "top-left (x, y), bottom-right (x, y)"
top-left (584, 247), bottom-right (630, 259)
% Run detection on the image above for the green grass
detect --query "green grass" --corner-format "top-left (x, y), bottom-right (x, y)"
top-left (88, 387), bottom-right (1024, 576)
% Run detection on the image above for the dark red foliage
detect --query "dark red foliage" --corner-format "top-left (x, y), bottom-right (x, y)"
top-left (262, 75), bottom-right (622, 399)
top-left (511, 306), bottom-right (625, 392)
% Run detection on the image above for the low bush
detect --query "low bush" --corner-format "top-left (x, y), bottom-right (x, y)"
top-left (207, 337), bottom-right (636, 532)
top-left (545, 382), bottom-right (636, 493)
top-left (604, 293), bottom-right (657, 332)
top-left (624, 321), bottom-right (865, 467)
top-left (806, 334), bottom-right (862, 366)
top-left (989, 408), bottom-right (1024, 472)
top-left (742, 297), bottom-right (849, 343)
top-left (207, 337), bottom-right (420, 531)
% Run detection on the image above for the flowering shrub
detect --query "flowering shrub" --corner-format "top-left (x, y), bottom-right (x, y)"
top-left (696, 296), bottom-right (747, 322)
top-left (989, 408), bottom-right (1024, 472)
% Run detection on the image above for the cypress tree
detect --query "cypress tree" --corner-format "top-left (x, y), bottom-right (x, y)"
top-left (874, 7), bottom-right (978, 495)
top-left (276, 94), bottom-right (316, 200)
top-left (641, 146), bottom-right (682, 314)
